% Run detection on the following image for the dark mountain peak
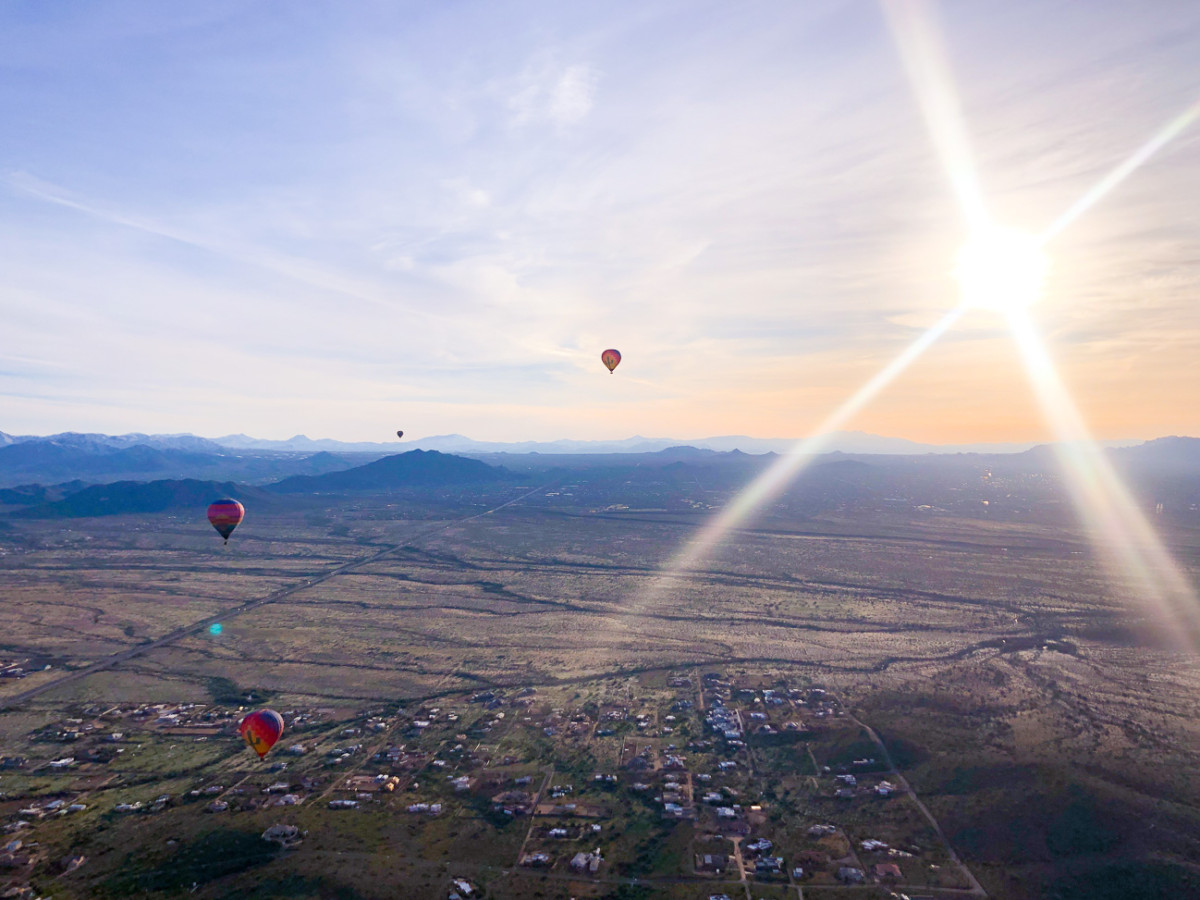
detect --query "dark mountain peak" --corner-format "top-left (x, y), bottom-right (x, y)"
top-left (656, 445), bottom-right (715, 456)
top-left (268, 449), bottom-right (512, 493)
top-left (1128, 436), bottom-right (1200, 454)
top-left (1115, 436), bottom-right (1200, 470)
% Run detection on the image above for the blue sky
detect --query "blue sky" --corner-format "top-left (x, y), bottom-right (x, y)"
top-left (3, 1), bottom-right (1199, 442)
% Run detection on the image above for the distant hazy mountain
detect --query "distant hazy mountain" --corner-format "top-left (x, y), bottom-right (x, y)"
top-left (1113, 436), bottom-right (1200, 467)
top-left (0, 431), bottom-right (230, 453)
top-left (0, 433), bottom-right (375, 488)
top-left (0, 441), bottom-right (225, 483)
top-left (13, 479), bottom-right (276, 519)
top-left (268, 450), bottom-right (513, 493)
top-left (205, 430), bottom-right (1146, 456)
top-left (216, 433), bottom-right (402, 453)
top-left (0, 480), bottom-right (89, 507)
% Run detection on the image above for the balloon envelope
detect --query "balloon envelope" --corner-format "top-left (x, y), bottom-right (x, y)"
top-left (396, 430), bottom-right (404, 439)
top-left (207, 499), bottom-right (245, 543)
top-left (239, 709), bottom-right (284, 759)
top-left (601, 349), bottom-right (621, 373)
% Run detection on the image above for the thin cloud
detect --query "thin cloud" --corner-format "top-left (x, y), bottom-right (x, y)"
top-left (506, 60), bottom-right (600, 127)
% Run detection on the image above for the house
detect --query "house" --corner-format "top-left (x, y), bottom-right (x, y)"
top-left (837, 866), bottom-right (865, 884)
top-left (570, 849), bottom-right (603, 873)
top-left (262, 824), bottom-right (303, 847)
top-left (755, 856), bottom-right (784, 875)
top-left (696, 853), bottom-right (727, 873)
top-left (744, 838), bottom-right (773, 856)
top-left (519, 852), bottom-right (550, 867)
top-left (874, 862), bottom-right (903, 882)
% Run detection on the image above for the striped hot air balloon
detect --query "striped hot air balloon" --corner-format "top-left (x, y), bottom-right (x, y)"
top-left (601, 348), bottom-right (621, 374)
top-left (239, 709), bottom-right (284, 759)
top-left (207, 499), bottom-right (245, 545)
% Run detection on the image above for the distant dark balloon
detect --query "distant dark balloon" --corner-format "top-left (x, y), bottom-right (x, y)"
top-left (601, 349), bottom-right (621, 374)
top-left (207, 499), bottom-right (245, 545)
top-left (239, 709), bottom-right (284, 759)
top-left (396, 431), bottom-right (404, 439)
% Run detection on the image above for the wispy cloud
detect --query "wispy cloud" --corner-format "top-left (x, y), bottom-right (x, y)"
top-left (506, 60), bottom-right (600, 127)
top-left (1, 2), bottom-right (1198, 441)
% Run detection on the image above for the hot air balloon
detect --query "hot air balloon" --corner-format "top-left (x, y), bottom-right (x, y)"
top-left (239, 709), bottom-right (284, 759)
top-left (601, 349), bottom-right (621, 374)
top-left (207, 499), bottom-right (245, 545)
top-left (396, 430), bottom-right (404, 439)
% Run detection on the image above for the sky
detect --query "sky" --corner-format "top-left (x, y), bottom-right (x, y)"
top-left (2, 0), bottom-right (1199, 444)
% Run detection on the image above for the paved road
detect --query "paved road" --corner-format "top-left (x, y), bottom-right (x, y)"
top-left (0, 482), bottom-right (553, 712)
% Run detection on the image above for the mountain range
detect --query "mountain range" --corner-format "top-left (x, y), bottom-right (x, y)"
top-left (0, 428), bottom-right (1147, 458)
top-left (8, 450), bottom-right (514, 518)
top-left (3, 438), bottom-right (1199, 521)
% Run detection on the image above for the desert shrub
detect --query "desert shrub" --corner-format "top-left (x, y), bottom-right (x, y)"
top-left (1044, 861), bottom-right (1198, 899)
top-left (102, 829), bottom-right (280, 895)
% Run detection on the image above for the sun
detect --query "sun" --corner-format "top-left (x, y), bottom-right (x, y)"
top-left (954, 225), bottom-right (1048, 312)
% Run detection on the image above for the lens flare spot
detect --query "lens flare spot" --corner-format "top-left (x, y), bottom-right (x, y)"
top-left (209, 623), bottom-right (223, 636)
top-left (955, 226), bottom-right (1047, 312)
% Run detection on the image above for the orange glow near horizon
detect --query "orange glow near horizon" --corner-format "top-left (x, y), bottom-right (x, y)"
top-left (636, 0), bottom-right (1199, 637)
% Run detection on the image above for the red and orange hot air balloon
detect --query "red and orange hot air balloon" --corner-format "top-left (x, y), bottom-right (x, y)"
top-left (239, 709), bottom-right (284, 759)
top-left (207, 498), bottom-right (245, 545)
top-left (601, 348), bottom-right (621, 374)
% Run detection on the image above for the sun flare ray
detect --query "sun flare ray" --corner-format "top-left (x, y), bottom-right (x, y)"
top-left (1042, 95), bottom-right (1200, 242)
top-left (1005, 307), bottom-right (1199, 643)
top-left (634, 1), bottom-right (1200, 645)
top-left (882, 0), bottom-right (989, 230)
top-left (636, 303), bottom-right (967, 605)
